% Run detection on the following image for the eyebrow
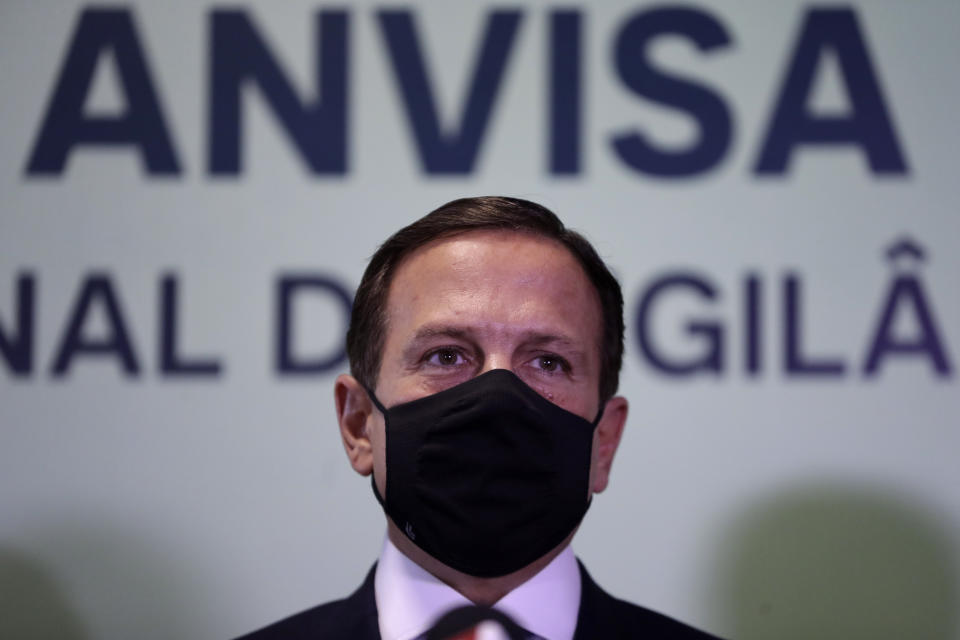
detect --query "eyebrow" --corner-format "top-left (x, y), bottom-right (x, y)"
top-left (401, 324), bottom-right (588, 360)
top-left (519, 332), bottom-right (580, 349)
top-left (410, 325), bottom-right (474, 342)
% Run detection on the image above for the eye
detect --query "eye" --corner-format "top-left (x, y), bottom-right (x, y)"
top-left (533, 354), bottom-right (569, 373)
top-left (426, 348), bottom-right (466, 366)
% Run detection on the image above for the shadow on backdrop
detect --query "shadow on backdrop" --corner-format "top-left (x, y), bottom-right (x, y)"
top-left (711, 483), bottom-right (959, 640)
top-left (2, 519), bottom-right (215, 640)
top-left (0, 548), bottom-right (88, 640)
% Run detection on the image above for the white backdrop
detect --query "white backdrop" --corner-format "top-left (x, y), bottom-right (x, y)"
top-left (2, 1), bottom-right (958, 639)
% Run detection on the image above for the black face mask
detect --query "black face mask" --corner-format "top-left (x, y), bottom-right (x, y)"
top-left (366, 368), bottom-right (603, 578)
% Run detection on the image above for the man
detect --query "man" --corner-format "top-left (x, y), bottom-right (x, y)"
top-left (240, 197), bottom-right (719, 639)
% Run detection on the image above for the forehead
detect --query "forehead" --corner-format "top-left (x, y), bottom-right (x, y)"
top-left (384, 229), bottom-right (602, 342)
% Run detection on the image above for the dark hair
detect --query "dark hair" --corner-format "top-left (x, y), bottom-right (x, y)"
top-left (346, 196), bottom-right (625, 403)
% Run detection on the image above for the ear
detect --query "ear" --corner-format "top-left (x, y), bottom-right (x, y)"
top-left (334, 374), bottom-right (375, 476)
top-left (590, 395), bottom-right (628, 494)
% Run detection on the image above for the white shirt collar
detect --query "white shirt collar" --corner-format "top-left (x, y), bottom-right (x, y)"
top-left (374, 536), bottom-right (581, 640)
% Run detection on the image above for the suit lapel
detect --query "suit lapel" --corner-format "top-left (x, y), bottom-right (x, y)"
top-left (572, 560), bottom-right (614, 639)
top-left (353, 563), bottom-right (382, 639)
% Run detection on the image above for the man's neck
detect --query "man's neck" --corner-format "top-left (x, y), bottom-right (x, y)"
top-left (386, 521), bottom-right (577, 605)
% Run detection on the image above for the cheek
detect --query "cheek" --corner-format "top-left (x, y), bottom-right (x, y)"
top-left (525, 381), bottom-right (576, 412)
top-left (538, 387), bottom-right (599, 424)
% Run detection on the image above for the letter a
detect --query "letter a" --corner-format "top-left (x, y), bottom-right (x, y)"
top-left (864, 275), bottom-right (952, 376)
top-left (754, 8), bottom-right (907, 175)
top-left (25, 9), bottom-right (180, 175)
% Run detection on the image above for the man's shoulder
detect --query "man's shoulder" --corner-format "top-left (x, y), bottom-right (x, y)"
top-left (234, 565), bottom-right (379, 640)
top-left (575, 561), bottom-right (723, 640)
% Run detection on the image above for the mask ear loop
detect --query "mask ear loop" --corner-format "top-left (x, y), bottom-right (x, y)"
top-left (362, 383), bottom-right (389, 415)
top-left (584, 402), bottom-right (607, 508)
top-left (591, 402), bottom-right (606, 427)
top-left (361, 384), bottom-right (390, 508)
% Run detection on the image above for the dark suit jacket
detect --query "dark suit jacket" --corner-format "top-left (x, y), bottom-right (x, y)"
top-left (237, 561), bottom-right (721, 639)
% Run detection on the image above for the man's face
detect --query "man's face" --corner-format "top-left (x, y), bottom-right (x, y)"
top-left (367, 229), bottom-right (610, 496)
